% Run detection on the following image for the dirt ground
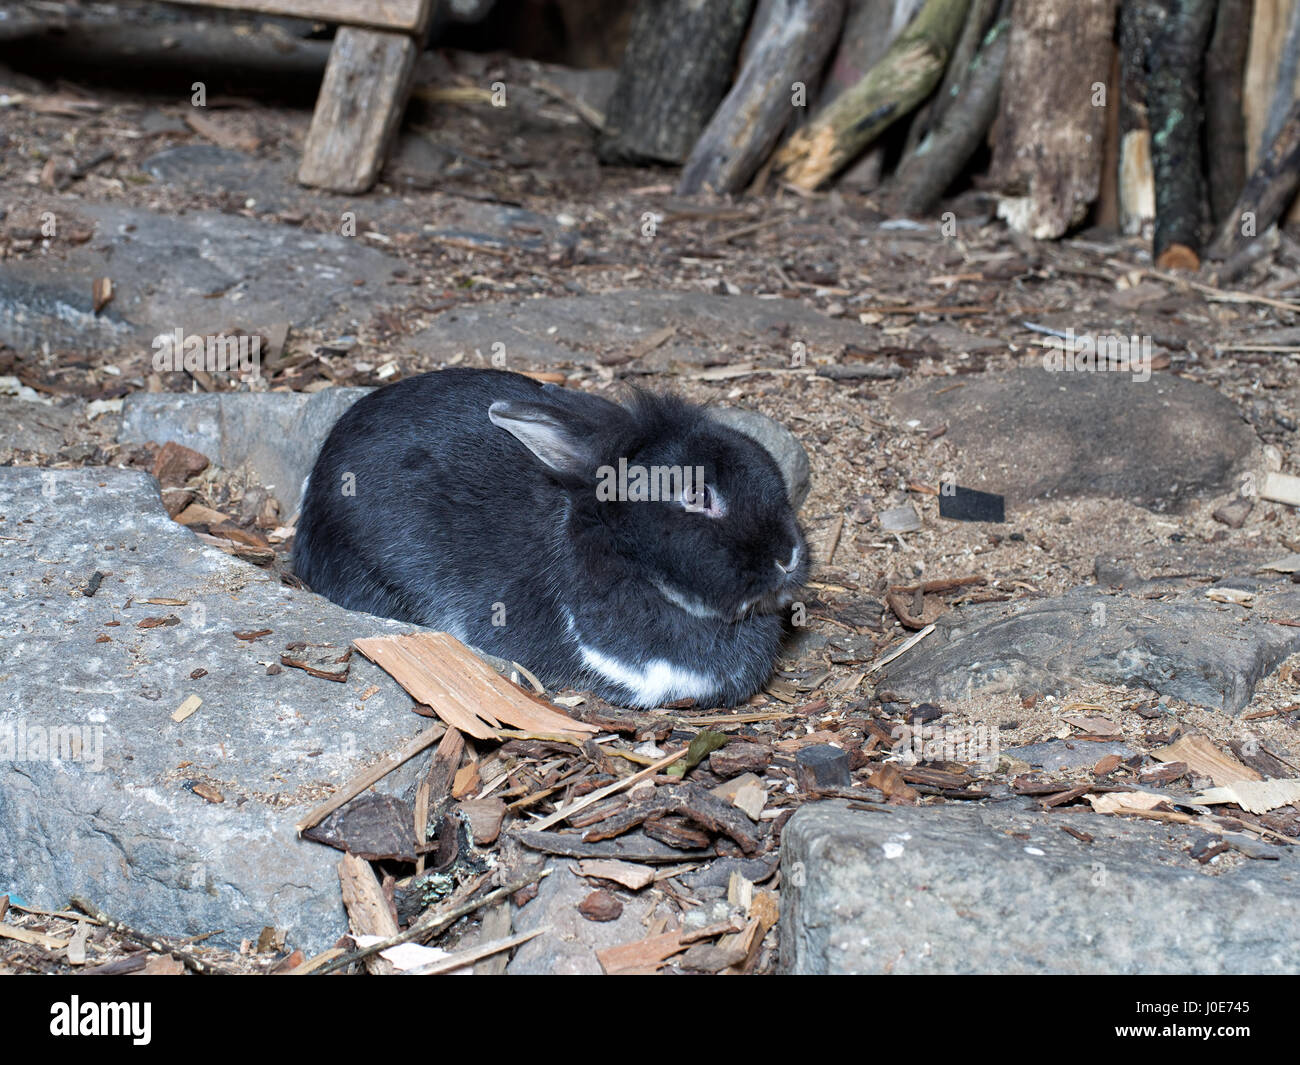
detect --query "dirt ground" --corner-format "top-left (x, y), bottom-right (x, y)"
top-left (2, 11), bottom-right (1300, 975)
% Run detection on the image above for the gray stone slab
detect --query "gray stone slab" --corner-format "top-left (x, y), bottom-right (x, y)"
top-left (1004, 739), bottom-right (1138, 771)
top-left (891, 369), bottom-right (1259, 512)
top-left (0, 396), bottom-right (80, 455)
top-left (118, 388), bottom-right (370, 513)
top-left (781, 801), bottom-right (1300, 974)
top-left (0, 468), bottom-right (434, 955)
top-left (0, 203), bottom-right (403, 356)
top-left (879, 584), bottom-right (1300, 713)
top-left (405, 290), bottom-right (870, 369)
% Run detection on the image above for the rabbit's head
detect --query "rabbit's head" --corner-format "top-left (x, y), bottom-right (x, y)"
top-left (489, 387), bottom-right (807, 623)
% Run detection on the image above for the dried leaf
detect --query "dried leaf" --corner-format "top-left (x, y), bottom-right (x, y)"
top-left (666, 730), bottom-right (729, 777)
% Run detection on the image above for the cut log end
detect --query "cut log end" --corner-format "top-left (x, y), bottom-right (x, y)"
top-left (1155, 243), bottom-right (1201, 272)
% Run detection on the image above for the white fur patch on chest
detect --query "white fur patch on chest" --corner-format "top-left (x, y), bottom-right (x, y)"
top-left (563, 609), bottom-right (714, 705)
top-left (577, 642), bottom-right (716, 706)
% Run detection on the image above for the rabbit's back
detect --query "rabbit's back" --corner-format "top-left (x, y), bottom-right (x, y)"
top-left (293, 370), bottom-right (574, 647)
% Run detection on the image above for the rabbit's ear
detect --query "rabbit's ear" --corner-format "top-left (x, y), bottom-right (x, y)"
top-left (488, 400), bottom-right (595, 476)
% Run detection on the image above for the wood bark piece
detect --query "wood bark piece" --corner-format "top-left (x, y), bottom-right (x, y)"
top-left (352, 632), bottom-right (599, 741)
top-left (880, 16), bottom-right (1009, 217)
top-left (579, 783), bottom-right (762, 854)
top-left (298, 26), bottom-right (418, 194)
top-left (677, 0), bottom-right (847, 195)
top-left (597, 0), bottom-right (756, 165)
top-left (1146, 0), bottom-right (1217, 268)
top-left (527, 747), bottom-right (688, 831)
top-left (311, 869), bottom-right (549, 976)
top-left (418, 727), bottom-right (465, 872)
top-left (1205, 0), bottom-right (1255, 223)
top-left (775, 0), bottom-right (972, 189)
top-left (993, 0), bottom-right (1117, 238)
top-left (338, 853), bottom-right (397, 977)
top-left (1208, 96), bottom-right (1300, 258)
top-left (338, 852), bottom-right (402, 975)
top-left (597, 931), bottom-right (687, 974)
top-left (164, 0), bottom-right (431, 32)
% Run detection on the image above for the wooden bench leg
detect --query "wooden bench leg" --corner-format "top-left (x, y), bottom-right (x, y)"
top-left (298, 25), bottom-right (418, 193)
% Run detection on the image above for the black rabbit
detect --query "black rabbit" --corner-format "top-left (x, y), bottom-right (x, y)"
top-left (293, 368), bottom-right (808, 707)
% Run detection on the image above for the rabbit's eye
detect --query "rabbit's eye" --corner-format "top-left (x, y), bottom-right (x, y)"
top-left (682, 484), bottom-right (709, 510)
top-left (681, 483), bottom-right (724, 517)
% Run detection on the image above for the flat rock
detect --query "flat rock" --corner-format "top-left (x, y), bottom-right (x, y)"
top-left (404, 290), bottom-right (869, 370)
top-left (1004, 739), bottom-right (1137, 771)
top-left (891, 369), bottom-right (1259, 512)
top-left (879, 584), bottom-right (1300, 714)
top-left (0, 468), bottom-right (436, 955)
top-left (782, 801), bottom-right (1300, 974)
top-left (119, 387), bottom-right (810, 514)
top-left (119, 388), bottom-right (370, 513)
top-left (0, 203), bottom-right (403, 356)
top-left (0, 396), bottom-right (79, 455)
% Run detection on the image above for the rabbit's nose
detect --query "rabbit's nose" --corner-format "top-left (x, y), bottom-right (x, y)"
top-left (775, 545), bottom-right (800, 575)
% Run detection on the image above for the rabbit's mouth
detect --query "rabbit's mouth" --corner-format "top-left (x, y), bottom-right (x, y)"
top-left (736, 582), bottom-right (801, 619)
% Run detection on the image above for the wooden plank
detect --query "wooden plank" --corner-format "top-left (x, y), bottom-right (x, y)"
top-left (162, 0), bottom-right (431, 33)
top-left (298, 26), bottom-right (419, 193)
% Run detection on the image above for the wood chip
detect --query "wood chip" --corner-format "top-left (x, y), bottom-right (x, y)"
top-left (596, 931), bottom-right (686, 974)
top-left (353, 632), bottom-right (598, 741)
top-left (1191, 779), bottom-right (1300, 815)
top-left (171, 694), bottom-right (202, 723)
top-left (1152, 734), bottom-right (1261, 786)
top-left (1085, 791), bottom-right (1168, 814)
top-left (575, 859), bottom-right (656, 891)
top-left (0, 923), bottom-right (70, 950)
top-left (185, 109), bottom-right (262, 152)
top-left (92, 277), bottom-right (113, 314)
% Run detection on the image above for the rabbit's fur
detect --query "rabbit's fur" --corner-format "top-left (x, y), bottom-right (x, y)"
top-left (294, 369), bottom-right (808, 707)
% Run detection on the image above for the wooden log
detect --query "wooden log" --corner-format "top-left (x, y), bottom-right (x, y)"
top-left (1147, 0), bottom-right (1217, 270)
top-left (677, 0), bottom-right (847, 195)
top-left (1119, 0), bottom-right (1158, 236)
top-left (901, 0), bottom-right (1002, 158)
top-left (825, 0), bottom-right (926, 190)
top-left (1205, 0), bottom-right (1255, 224)
top-left (1244, 0), bottom-right (1298, 170)
top-left (992, 0), bottom-right (1116, 239)
top-left (1261, 1), bottom-right (1300, 151)
top-left (298, 26), bottom-right (419, 193)
top-left (597, 0), bottom-right (756, 166)
top-left (879, 14), bottom-right (1010, 216)
top-left (1207, 95), bottom-right (1300, 258)
top-left (774, 0), bottom-right (971, 190)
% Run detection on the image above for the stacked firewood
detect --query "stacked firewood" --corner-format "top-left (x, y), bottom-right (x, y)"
top-left (597, 0), bottom-right (1300, 268)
